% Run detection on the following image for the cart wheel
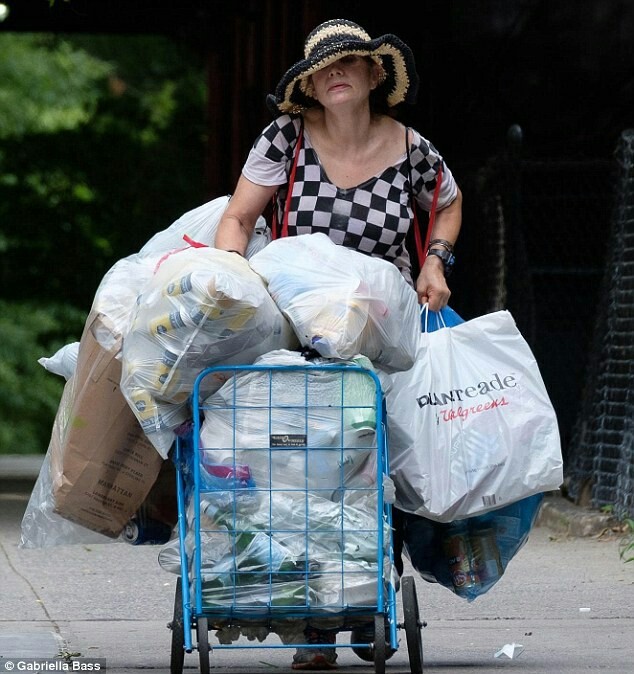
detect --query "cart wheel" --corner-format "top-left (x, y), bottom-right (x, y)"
top-left (373, 614), bottom-right (387, 674)
top-left (350, 620), bottom-right (396, 663)
top-left (402, 576), bottom-right (424, 674)
top-left (169, 577), bottom-right (184, 674)
top-left (197, 616), bottom-right (210, 674)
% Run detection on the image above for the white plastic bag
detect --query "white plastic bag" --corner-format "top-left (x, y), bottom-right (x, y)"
top-left (38, 342), bottom-right (79, 380)
top-left (139, 195), bottom-right (268, 258)
top-left (249, 233), bottom-right (420, 373)
top-left (92, 195), bottom-right (269, 341)
top-left (120, 248), bottom-right (298, 457)
top-left (386, 309), bottom-right (563, 522)
top-left (198, 349), bottom-right (378, 497)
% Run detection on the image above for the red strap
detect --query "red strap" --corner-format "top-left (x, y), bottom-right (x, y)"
top-left (280, 126), bottom-right (304, 238)
top-left (272, 125), bottom-right (304, 239)
top-left (154, 235), bottom-right (209, 272)
top-left (413, 164), bottom-right (443, 266)
top-left (182, 234), bottom-right (207, 248)
top-left (270, 198), bottom-right (278, 239)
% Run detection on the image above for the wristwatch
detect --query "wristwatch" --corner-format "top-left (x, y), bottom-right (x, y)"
top-left (427, 248), bottom-right (455, 277)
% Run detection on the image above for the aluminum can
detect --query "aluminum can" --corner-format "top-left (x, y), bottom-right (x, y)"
top-left (123, 517), bottom-right (172, 545)
top-left (155, 361), bottom-right (172, 388)
top-left (471, 527), bottom-right (503, 583)
top-left (188, 303), bottom-right (227, 328)
top-left (129, 388), bottom-right (166, 432)
top-left (443, 524), bottom-right (480, 595)
top-left (129, 388), bottom-right (156, 422)
top-left (165, 273), bottom-right (193, 297)
top-left (162, 349), bottom-right (179, 367)
top-left (226, 305), bottom-right (256, 330)
top-left (149, 310), bottom-right (186, 336)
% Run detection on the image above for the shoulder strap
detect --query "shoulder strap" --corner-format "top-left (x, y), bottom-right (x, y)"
top-left (406, 127), bottom-right (443, 269)
top-left (271, 119), bottom-right (304, 239)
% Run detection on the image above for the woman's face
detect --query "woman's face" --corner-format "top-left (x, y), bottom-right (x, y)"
top-left (309, 55), bottom-right (380, 109)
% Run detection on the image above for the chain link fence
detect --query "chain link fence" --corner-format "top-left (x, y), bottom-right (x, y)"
top-left (565, 130), bottom-right (634, 519)
top-left (457, 128), bottom-right (633, 518)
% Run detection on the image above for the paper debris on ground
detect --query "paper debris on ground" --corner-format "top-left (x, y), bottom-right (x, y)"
top-left (494, 642), bottom-right (525, 659)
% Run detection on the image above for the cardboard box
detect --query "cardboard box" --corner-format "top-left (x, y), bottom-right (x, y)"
top-left (50, 312), bottom-right (167, 538)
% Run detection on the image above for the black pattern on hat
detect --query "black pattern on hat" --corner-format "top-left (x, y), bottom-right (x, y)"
top-left (271, 19), bottom-right (419, 114)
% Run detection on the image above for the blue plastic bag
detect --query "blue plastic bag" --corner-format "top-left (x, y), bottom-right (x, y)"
top-left (402, 492), bottom-right (544, 601)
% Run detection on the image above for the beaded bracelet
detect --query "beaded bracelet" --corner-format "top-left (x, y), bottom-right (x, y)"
top-left (427, 238), bottom-right (454, 253)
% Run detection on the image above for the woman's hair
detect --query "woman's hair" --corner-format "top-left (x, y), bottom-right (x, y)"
top-left (366, 57), bottom-right (396, 116)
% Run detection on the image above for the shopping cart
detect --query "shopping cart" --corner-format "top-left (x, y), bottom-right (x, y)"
top-left (168, 360), bottom-right (423, 674)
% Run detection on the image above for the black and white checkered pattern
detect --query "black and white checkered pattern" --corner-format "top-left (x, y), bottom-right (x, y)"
top-left (247, 114), bottom-right (456, 281)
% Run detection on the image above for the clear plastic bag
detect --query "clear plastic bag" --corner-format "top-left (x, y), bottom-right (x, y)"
top-left (249, 233), bottom-right (420, 373)
top-left (120, 248), bottom-right (298, 457)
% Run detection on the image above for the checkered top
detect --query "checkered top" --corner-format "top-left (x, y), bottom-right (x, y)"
top-left (242, 115), bottom-right (458, 283)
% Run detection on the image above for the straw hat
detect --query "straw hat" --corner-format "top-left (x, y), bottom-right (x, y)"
top-left (270, 19), bottom-right (419, 114)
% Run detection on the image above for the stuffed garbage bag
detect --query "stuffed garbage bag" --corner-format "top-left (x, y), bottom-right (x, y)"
top-left (121, 247), bottom-right (298, 457)
top-left (249, 233), bottom-right (420, 373)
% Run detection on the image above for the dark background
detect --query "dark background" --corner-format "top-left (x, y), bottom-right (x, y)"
top-left (5, 0), bottom-right (632, 173)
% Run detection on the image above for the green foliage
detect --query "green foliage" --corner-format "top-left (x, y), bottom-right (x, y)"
top-left (0, 33), bottom-right (207, 453)
top-left (0, 300), bottom-right (85, 454)
top-left (0, 33), bottom-right (207, 310)
top-left (0, 34), bottom-right (113, 139)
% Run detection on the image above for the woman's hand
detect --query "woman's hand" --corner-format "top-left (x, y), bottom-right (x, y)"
top-left (416, 255), bottom-right (451, 311)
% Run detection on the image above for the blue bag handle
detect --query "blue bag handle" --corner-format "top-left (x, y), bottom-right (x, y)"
top-left (420, 304), bottom-right (465, 332)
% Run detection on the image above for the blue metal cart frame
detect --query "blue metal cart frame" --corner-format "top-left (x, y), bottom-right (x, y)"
top-left (169, 362), bottom-right (423, 673)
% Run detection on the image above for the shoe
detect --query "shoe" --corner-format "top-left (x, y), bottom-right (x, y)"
top-left (292, 629), bottom-right (337, 670)
top-left (350, 622), bottom-right (396, 662)
top-left (291, 650), bottom-right (337, 671)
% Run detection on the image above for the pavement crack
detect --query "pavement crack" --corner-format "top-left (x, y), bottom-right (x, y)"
top-left (0, 538), bottom-right (62, 637)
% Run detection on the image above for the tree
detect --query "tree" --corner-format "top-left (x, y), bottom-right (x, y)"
top-left (0, 32), bottom-right (207, 453)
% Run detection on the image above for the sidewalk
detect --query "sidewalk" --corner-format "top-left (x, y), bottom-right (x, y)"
top-left (1, 455), bottom-right (633, 673)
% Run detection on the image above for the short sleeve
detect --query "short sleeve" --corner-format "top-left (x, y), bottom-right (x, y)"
top-left (242, 115), bottom-right (302, 187)
top-left (409, 129), bottom-right (458, 212)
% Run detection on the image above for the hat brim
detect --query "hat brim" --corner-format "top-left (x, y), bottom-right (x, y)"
top-left (273, 34), bottom-right (419, 114)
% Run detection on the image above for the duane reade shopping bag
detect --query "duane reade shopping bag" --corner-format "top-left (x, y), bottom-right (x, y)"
top-left (386, 308), bottom-right (563, 522)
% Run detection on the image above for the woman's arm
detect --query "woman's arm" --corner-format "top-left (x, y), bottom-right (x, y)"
top-left (215, 175), bottom-right (279, 255)
top-left (416, 187), bottom-right (463, 310)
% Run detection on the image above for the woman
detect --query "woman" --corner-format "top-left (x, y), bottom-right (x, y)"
top-left (216, 18), bottom-right (463, 671)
